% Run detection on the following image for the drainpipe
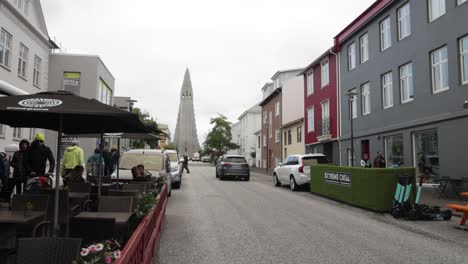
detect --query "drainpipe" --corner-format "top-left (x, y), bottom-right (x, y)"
top-left (0, 80), bottom-right (29, 96)
top-left (329, 47), bottom-right (341, 166)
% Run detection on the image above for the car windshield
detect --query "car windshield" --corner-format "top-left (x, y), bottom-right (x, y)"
top-left (167, 153), bottom-right (178, 162)
top-left (120, 153), bottom-right (164, 171)
top-left (225, 157), bottom-right (247, 163)
top-left (302, 156), bottom-right (329, 166)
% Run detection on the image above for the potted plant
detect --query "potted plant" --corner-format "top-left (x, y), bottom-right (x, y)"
top-left (76, 240), bottom-right (121, 264)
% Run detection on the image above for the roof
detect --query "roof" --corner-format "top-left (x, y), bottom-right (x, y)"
top-left (238, 104), bottom-right (261, 120)
top-left (299, 48), bottom-right (334, 76)
top-left (261, 82), bottom-right (273, 91)
top-left (281, 118), bottom-right (303, 129)
top-left (334, 0), bottom-right (394, 50)
top-left (271, 68), bottom-right (304, 80)
top-left (259, 88), bottom-right (281, 107)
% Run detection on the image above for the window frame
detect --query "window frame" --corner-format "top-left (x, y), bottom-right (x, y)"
top-left (431, 46), bottom-right (449, 94)
top-left (460, 35), bottom-right (468, 85)
top-left (348, 42), bottom-right (356, 70)
top-left (382, 72), bottom-right (394, 109)
top-left (349, 88), bottom-right (358, 119)
top-left (33, 55), bottom-right (41, 88)
top-left (361, 82), bottom-right (371, 115)
top-left (397, 2), bottom-right (411, 40)
top-left (0, 28), bottom-right (12, 69)
top-left (297, 126), bottom-right (302, 143)
top-left (268, 112), bottom-right (272, 138)
top-left (321, 58), bottom-right (329, 87)
top-left (307, 71), bottom-right (314, 96)
top-left (380, 16), bottom-right (392, 51)
top-left (399, 62), bottom-right (414, 103)
top-left (359, 33), bottom-right (369, 63)
top-left (428, 0), bottom-right (446, 22)
top-left (275, 129), bottom-right (281, 143)
top-left (17, 43), bottom-right (28, 79)
top-left (275, 101), bottom-right (280, 117)
top-left (13, 127), bottom-right (22, 140)
top-left (307, 107), bottom-right (314, 133)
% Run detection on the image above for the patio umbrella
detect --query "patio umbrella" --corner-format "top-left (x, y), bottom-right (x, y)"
top-left (0, 91), bottom-right (153, 236)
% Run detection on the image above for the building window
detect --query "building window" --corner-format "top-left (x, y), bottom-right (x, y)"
top-left (263, 135), bottom-right (267, 148)
top-left (275, 101), bottom-right (280, 117)
top-left (380, 17), bottom-right (391, 51)
top-left (274, 78), bottom-right (280, 88)
top-left (398, 3), bottom-right (411, 40)
top-left (459, 0), bottom-right (467, 5)
top-left (360, 33), bottom-right (369, 63)
top-left (284, 131), bottom-right (287, 145)
top-left (384, 134), bottom-right (404, 168)
top-left (361, 83), bottom-right (371, 115)
top-left (29, 128), bottom-right (36, 141)
top-left (17, 43), bottom-right (28, 78)
top-left (413, 129), bottom-right (439, 177)
top-left (297, 126), bottom-right (302, 143)
top-left (428, 0), bottom-right (446, 22)
top-left (382, 72), bottom-right (393, 109)
top-left (97, 79), bottom-right (112, 105)
top-left (321, 59), bottom-right (329, 87)
top-left (460, 36), bottom-right (468, 84)
top-left (431, 46), bottom-right (449, 93)
top-left (287, 130), bottom-right (292, 145)
top-left (263, 112), bottom-right (267, 124)
top-left (0, 28), bottom-right (12, 68)
top-left (400, 63), bottom-right (414, 103)
top-left (33, 55), bottom-right (41, 87)
top-left (258, 135), bottom-right (260, 149)
top-left (350, 88), bottom-right (358, 119)
top-left (0, 124), bottom-right (4, 138)
top-left (13, 127), bottom-right (22, 140)
top-left (307, 107), bottom-right (314, 132)
top-left (275, 129), bottom-right (281, 143)
top-left (348, 42), bottom-right (356, 70)
top-left (269, 112), bottom-right (272, 138)
top-left (307, 72), bottom-right (314, 96)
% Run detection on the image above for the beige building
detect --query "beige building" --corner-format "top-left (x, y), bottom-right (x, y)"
top-left (281, 75), bottom-right (304, 159)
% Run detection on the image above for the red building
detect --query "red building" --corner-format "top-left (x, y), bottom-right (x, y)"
top-left (300, 49), bottom-right (340, 163)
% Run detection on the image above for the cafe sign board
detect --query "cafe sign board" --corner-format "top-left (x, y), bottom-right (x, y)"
top-left (324, 172), bottom-right (351, 186)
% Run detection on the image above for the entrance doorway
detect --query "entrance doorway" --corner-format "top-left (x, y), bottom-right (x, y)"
top-left (361, 140), bottom-right (370, 160)
top-left (323, 142), bottom-right (333, 163)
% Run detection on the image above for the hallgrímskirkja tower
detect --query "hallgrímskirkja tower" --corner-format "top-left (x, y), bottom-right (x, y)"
top-left (173, 68), bottom-right (200, 156)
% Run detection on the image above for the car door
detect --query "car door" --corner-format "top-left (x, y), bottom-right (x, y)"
top-left (287, 156), bottom-right (300, 179)
top-left (278, 156), bottom-right (291, 182)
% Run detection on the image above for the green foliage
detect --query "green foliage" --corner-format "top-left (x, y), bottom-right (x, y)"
top-left (76, 240), bottom-right (121, 264)
top-left (163, 143), bottom-right (177, 150)
top-left (203, 114), bottom-right (240, 160)
top-left (131, 107), bottom-right (158, 149)
top-left (135, 192), bottom-right (156, 218)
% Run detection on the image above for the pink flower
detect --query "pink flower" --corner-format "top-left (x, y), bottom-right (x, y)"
top-left (105, 255), bottom-right (112, 264)
top-left (88, 245), bottom-right (97, 253)
top-left (113, 250), bottom-right (121, 259)
top-left (80, 248), bottom-right (89, 257)
top-left (95, 243), bottom-right (104, 251)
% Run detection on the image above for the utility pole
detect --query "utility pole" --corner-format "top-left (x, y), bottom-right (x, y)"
top-left (345, 91), bottom-right (357, 167)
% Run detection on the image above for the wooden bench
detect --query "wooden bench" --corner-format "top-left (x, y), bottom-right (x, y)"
top-left (447, 204), bottom-right (468, 225)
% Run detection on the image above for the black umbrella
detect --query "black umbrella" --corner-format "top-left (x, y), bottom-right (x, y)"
top-left (0, 91), bottom-right (153, 236)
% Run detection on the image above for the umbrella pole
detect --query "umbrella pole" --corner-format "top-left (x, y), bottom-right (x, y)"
top-left (117, 138), bottom-right (120, 188)
top-left (98, 133), bottom-right (104, 198)
top-left (53, 114), bottom-right (63, 237)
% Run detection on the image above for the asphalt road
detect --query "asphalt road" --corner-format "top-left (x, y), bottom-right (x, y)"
top-left (156, 163), bottom-right (468, 264)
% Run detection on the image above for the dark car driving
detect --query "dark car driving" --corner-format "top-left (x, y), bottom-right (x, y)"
top-left (215, 155), bottom-right (250, 181)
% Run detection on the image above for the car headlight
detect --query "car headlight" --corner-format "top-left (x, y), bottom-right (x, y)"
top-left (171, 165), bottom-right (179, 172)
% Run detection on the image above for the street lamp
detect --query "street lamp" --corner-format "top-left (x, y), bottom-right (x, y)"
top-left (345, 91), bottom-right (358, 167)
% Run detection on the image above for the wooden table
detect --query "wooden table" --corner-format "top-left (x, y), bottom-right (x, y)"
top-left (74, 212), bottom-right (132, 224)
top-left (460, 192), bottom-right (468, 197)
top-left (0, 211), bottom-right (45, 224)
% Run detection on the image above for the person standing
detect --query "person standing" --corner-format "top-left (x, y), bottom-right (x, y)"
top-left (61, 139), bottom-right (84, 184)
top-left (102, 147), bottom-right (112, 176)
top-left (182, 154), bottom-right (190, 173)
top-left (109, 145), bottom-right (120, 175)
top-left (0, 152), bottom-right (6, 192)
top-left (27, 133), bottom-right (55, 178)
top-left (360, 153), bottom-right (371, 168)
top-left (11, 139), bottom-right (30, 194)
top-left (373, 151), bottom-right (386, 168)
top-left (86, 148), bottom-right (104, 176)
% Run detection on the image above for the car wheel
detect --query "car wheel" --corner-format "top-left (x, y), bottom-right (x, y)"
top-left (290, 176), bottom-right (298, 191)
top-left (274, 174), bottom-right (281, 186)
top-left (216, 169), bottom-right (219, 178)
top-left (245, 176), bottom-right (250, 181)
top-left (173, 181), bottom-right (181, 189)
top-left (219, 173), bottom-right (224, 181)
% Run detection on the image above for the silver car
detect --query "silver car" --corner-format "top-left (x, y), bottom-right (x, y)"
top-left (215, 155), bottom-right (250, 181)
top-left (164, 149), bottom-right (183, 189)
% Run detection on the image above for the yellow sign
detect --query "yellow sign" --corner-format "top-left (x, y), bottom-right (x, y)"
top-left (64, 72), bottom-right (81, 79)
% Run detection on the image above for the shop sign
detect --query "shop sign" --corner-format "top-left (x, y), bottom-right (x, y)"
top-left (324, 172), bottom-right (351, 186)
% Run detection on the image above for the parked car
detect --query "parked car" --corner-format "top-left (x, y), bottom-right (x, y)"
top-left (201, 156), bottom-right (210, 163)
top-left (273, 154), bottom-right (329, 191)
top-left (164, 149), bottom-right (183, 189)
top-left (215, 155), bottom-right (250, 181)
top-left (112, 149), bottom-right (172, 196)
top-left (192, 152), bottom-right (200, 161)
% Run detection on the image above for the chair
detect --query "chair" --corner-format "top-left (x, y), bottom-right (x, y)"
top-left (15, 237), bottom-right (81, 264)
top-left (70, 217), bottom-right (115, 244)
top-left (11, 194), bottom-right (51, 237)
top-left (98, 196), bottom-right (133, 213)
top-left (68, 182), bottom-right (91, 193)
top-left (41, 189), bottom-right (80, 236)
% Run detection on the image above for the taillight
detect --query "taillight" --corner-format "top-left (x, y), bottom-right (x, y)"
top-left (298, 161), bottom-right (305, 173)
top-left (223, 163), bottom-right (232, 168)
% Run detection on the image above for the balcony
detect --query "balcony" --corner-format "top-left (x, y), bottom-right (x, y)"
top-left (317, 117), bottom-right (332, 142)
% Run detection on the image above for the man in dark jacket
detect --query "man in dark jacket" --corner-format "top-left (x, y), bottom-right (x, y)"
top-left (27, 133), bottom-right (55, 177)
top-left (11, 139), bottom-right (30, 194)
top-left (182, 154), bottom-right (190, 173)
top-left (0, 152), bottom-right (6, 192)
top-left (373, 151), bottom-right (386, 168)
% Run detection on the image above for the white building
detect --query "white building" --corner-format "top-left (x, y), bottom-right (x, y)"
top-left (227, 121), bottom-right (240, 155)
top-left (237, 104), bottom-right (261, 166)
top-left (0, 0), bottom-right (57, 153)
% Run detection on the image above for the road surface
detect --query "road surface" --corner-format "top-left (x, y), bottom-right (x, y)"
top-left (156, 163), bottom-right (468, 264)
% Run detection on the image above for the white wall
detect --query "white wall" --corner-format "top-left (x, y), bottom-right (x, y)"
top-left (281, 76), bottom-right (304, 125)
top-left (238, 110), bottom-right (261, 166)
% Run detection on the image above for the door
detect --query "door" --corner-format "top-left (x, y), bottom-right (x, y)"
top-left (277, 156), bottom-right (290, 182)
top-left (323, 143), bottom-right (333, 162)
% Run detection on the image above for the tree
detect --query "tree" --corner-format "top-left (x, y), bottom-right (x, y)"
top-left (203, 114), bottom-right (239, 161)
top-left (163, 143), bottom-right (177, 150)
top-left (131, 107), bottom-right (159, 149)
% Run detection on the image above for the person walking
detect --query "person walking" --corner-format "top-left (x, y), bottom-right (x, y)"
top-left (27, 133), bottom-right (55, 178)
top-left (61, 139), bottom-right (84, 185)
top-left (373, 151), bottom-right (386, 168)
top-left (102, 147), bottom-right (112, 176)
top-left (11, 139), bottom-right (30, 194)
top-left (360, 153), bottom-right (371, 168)
top-left (182, 154), bottom-right (190, 173)
top-left (109, 145), bottom-right (120, 175)
top-left (86, 148), bottom-right (104, 176)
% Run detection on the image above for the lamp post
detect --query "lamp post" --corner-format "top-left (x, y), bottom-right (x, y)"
top-left (345, 91), bottom-right (357, 167)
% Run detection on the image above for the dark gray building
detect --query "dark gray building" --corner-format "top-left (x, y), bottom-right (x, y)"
top-left (335, 0), bottom-right (468, 178)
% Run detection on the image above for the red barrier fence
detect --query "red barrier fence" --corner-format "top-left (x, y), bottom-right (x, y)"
top-left (117, 184), bottom-right (168, 264)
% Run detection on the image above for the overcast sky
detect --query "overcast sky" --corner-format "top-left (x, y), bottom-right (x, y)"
top-left (41, 0), bottom-right (374, 145)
